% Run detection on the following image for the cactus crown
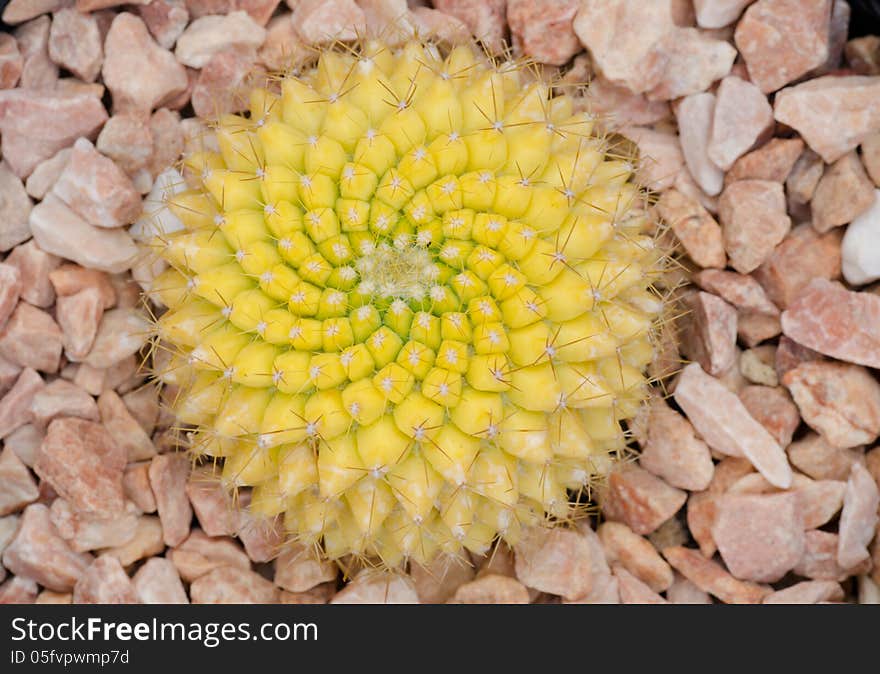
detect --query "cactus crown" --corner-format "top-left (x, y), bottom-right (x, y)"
top-left (150, 37), bottom-right (663, 566)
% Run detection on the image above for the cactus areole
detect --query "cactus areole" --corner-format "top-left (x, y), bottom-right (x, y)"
top-left (152, 38), bottom-right (664, 565)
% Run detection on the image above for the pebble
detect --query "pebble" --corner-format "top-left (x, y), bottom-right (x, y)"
top-left (49, 498), bottom-right (138, 552)
top-left (96, 113), bottom-right (153, 176)
top-left (646, 28), bottom-right (736, 101)
top-left (774, 75), bottom-right (880, 163)
top-left (863, 133), bottom-right (880, 186)
top-left (740, 347), bottom-right (779, 387)
top-left (449, 574), bottom-right (531, 604)
top-left (712, 491), bottom-right (804, 582)
top-left (409, 7), bottom-right (471, 45)
top-left (674, 363), bottom-right (793, 488)
top-left (841, 189), bottom-right (880, 285)
top-left (812, 151), bottom-right (875, 232)
top-left (787, 148), bottom-right (825, 209)
top-left (0, 575), bottom-right (38, 603)
top-left (279, 584), bottom-right (334, 605)
top-left (0, 368), bottom-right (43, 439)
top-left (74, 556), bottom-right (139, 604)
top-left (507, 0), bottom-right (581, 66)
top-left (682, 291), bottom-right (738, 377)
top-left (719, 179), bottom-right (791, 274)
top-left (563, 526), bottom-right (620, 604)
top-left (148, 454), bottom-right (192, 547)
top-left (623, 126), bottom-right (684, 192)
top-left (0, 514), bottom-right (18, 557)
top-left (693, 269), bottom-right (779, 316)
top-left (49, 265), bottom-right (116, 309)
top-left (676, 92), bottom-right (724, 196)
top-left (0, 163), bottom-right (33, 251)
top-left (708, 76), bottom-right (773, 171)
top-left (191, 46), bottom-right (259, 119)
top-left (5, 424), bottom-right (42, 467)
top-left (638, 396), bottom-right (714, 491)
top-left (29, 194), bottom-right (140, 274)
top-left (185, 467), bottom-right (235, 536)
top-left (6, 240), bottom-right (58, 308)
top-left (34, 418), bottom-right (125, 517)
top-left (734, 0), bottom-right (832, 93)
top-left (0, 447), bottom-right (38, 515)
top-left (598, 521), bottom-right (673, 592)
top-left (410, 555), bottom-right (475, 604)
top-left (725, 137), bottom-right (805, 185)
top-left (654, 188), bottom-right (726, 268)
top-left (754, 224), bottom-right (842, 309)
top-left (56, 288), bottom-right (104, 361)
top-left (795, 530), bottom-right (866, 580)
top-left (788, 432), bottom-right (864, 482)
top-left (738, 385), bottom-right (800, 448)
top-left (331, 571), bottom-right (419, 604)
top-left (666, 573), bottom-right (712, 604)
top-left (30, 379), bottom-right (100, 428)
top-left (138, 0), bottom-right (190, 49)
top-left (257, 14), bottom-right (307, 72)
top-left (103, 13), bottom-right (188, 113)
top-left (355, 0), bottom-right (413, 45)
top-left (694, 0), bottom-right (755, 28)
top-left (782, 279), bottom-right (880, 369)
top-left (48, 8), bottom-right (103, 83)
top-left (15, 16), bottom-right (58, 90)
top-left (168, 529), bottom-right (250, 582)
top-left (122, 385), bottom-right (159, 436)
top-left (2, 504), bottom-right (93, 592)
top-left (837, 462), bottom-right (880, 568)
top-left (267, 543), bottom-right (334, 594)
top-left (0, 303), bottom-right (63, 373)
top-left (613, 565), bottom-right (668, 604)
top-left (433, 0), bottom-right (506, 54)
top-left (783, 360), bottom-right (880, 449)
top-left (101, 515), bottom-right (165, 567)
top-left (122, 462), bottom-right (157, 513)
top-left (0, 33), bottom-right (22, 90)
top-left (0, 264), bottom-right (21, 328)
top-left (577, 73), bottom-right (671, 130)
top-left (601, 464), bottom-right (687, 535)
top-left (2, 0), bottom-right (68, 24)
top-left (0, 90), bottom-right (107, 178)
top-left (83, 308), bottom-right (150, 369)
top-left (797, 478), bottom-right (846, 529)
top-left (98, 390), bottom-right (156, 462)
top-left (132, 557), bottom-right (188, 603)
top-left (235, 497), bottom-right (283, 563)
top-left (514, 526), bottom-right (594, 600)
top-left (25, 148), bottom-right (70, 201)
top-left (663, 545), bottom-right (770, 604)
top-left (764, 580), bottom-right (844, 604)
top-left (175, 11), bottom-right (267, 68)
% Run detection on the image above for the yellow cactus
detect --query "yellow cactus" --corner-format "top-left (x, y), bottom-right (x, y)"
top-left (150, 38), bottom-right (665, 566)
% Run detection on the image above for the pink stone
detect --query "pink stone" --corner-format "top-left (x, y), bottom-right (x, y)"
top-left (694, 0), bottom-right (755, 28)
top-left (666, 573), bottom-right (712, 604)
top-left (238, 0), bottom-right (283, 26)
top-left (122, 462), bottom-right (157, 513)
top-left (774, 75), bottom-right (880, 163)
top-left (30, 379), bottom-right (99, 428)
top-left (409, 7), bottom-right (471, 44)
top-left (0, 368), bottom-right (43, 439)
top-left (274, 543), bottom-right (337, 593)
top-left (0, 575), bottom-right (38, 603)
top-left (5, 424), bottom-right (43, 467)
top-left (35, 418), bottom-right (125, 516)
top-left (788, 432), bottom-right (864, 482)
top-left (77, 0), bottom-right (152, 8)
top-left (601, 464), bottom-right (687, 535)
top-left (191, 47), bottom-right (261, 119)
top-left (812, 151), bottom-right (875, 232)
top-left (0, 264), bottom-right (21, 329)
top-left (0, 162), bottom-right (33, 252)
top-left (331, 570), bottom-right (419, 604)
top-left (279, 584), bottom-right (334, 604)
top-left (682, 291), bottom-right (738, 377)
top-left (49, 264), bottom-right (117, 309)
top-left (410, 555), bottom-right (475, 604)
top-left (654, 188), bottom-right (726, 268)
top-left (726, 137), bottom-right (805, 185)
top-left (613, 565), bottom-right (668, 604)
top-left (712, 491), bottom-right (804, 582)
top-left (96, 113), bottom-right (153, 176)
top-left (147, 109), bottom-right (184, 178)
top-left (169, 529), bottom-right (250, 582)
top-left (718, 179), bottom-right (791, 274)
top-left (25, 148), bottom-right (70, 201)
top-left (513, 526), bottom-right (593, 600)
top-left (29, 194), bottom-right (140, 274)
top-left (148, 453), bottom-right (192, 547)
top-left (674, 363), bottom-right (793, 488)
top-left (0, 34), bottom-right (23, 89)
top-left (175, 11), bottom-right (267, 68)
top-left (139, 0), bottom-right (190, 49)
top-left (5, 240), bottom-right (59, 308)
top-left (48, 8), bottom-right (103, 83)
top-left (734, 0), bottom-right (832, 93)
top-left (838, 462), bottom-right (880, 568)
top-left (236, 504), bottom-right (283, 564)
top-left (191, 565), bottom-right (278, 603)
top-left (783, 360), bottom-right (880, 449)
top-left (693, 269), bottom-right (779, 316)
top-left (662, 545), bottom-right (770, 604)
top-left (15, 16), bottom-right (59, 90)
top-left (356, 0), bottom-right (413, 44)
top-left (0, 90), bottom-right (107, 178)
top-left (738, 385), bottom-right (800, 448)
top-left (97, 390), bottom-right (156, 462)
top-left (796, 478), bottom-right (846, 529)
top-left (623, 126), bottom-right (684, 192)
top-left (0, 447), bottom-right (38, 515)
top-left (507, 0), bottom-right (581, 66)
top-left (676, 92), bottom-right (724, 196)
top-left (572, 0), bottom-right (674, 94)
top-left (598, 521), bottom-right (673, 592)
top-left (56, 288), bottom-right (104, 362)
top-left (2, 0), bottom-right (69, 24)
top-left (782, 279), bottom-right (880, 369)
top-left (49, 498), bottom-right (138, 552)
top-left (2, 504), bottom-right (93, 592)
top-left (764, 580), bottom-right (844, 604)
top-left (133, 557), bottom-right (188, 603)
top-left (645, 28), bottom-right (737, 101)
top-left (185, 467), bottom-right (235, 536)
top-left (708, 76), bottom-right (773, 170)
top-left (103, 13), bottom-right (188, 113)
top-left (846, 35), bottom-right (880, 75)
top-left (864, 133), bottom-right (880, 187)
top-left (122, 385), bottom-right (159, 435)
top-left (83, 308), bottom-right (150, 369)
top-left (258, 14), bottom-right (308, 71)
top-left (787, 148), bottom-right (825, 207)
top-left (434, 0), bottom-right (506, 54)
top-left (0, 303), bottom-right (62, 373)
top-left (638, 396), bottom-right (714, 491)
top-left (577, 73), bottom-right (671, 130)
top-left (73, 556), bottom-right (138, 604)
top-left (100, 515), bottom-right (164, 567)
top-left (449, 574), bottom-right (531, 604)
top-left (563, 526), bottom-right (620, 604)
top-left (794, 530), bottom-right (863, 580)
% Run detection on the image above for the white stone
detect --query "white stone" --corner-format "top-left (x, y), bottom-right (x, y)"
top-left (841, 189), bottom-right (880, 285)
top-left (676, 92), bottom-right (724, 196)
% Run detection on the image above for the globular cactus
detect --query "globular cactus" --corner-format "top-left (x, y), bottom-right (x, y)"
top-left (149, 37), bottom-right (665, 566)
